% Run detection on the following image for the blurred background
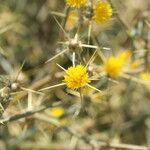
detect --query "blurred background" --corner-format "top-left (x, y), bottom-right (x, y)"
top-left (0, 0), bottom-right (150, 150)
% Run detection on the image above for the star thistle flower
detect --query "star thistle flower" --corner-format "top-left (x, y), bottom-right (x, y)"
top-left (103, 51), bottom-right (131, 78)
top-left (39, 63), bottom-right (102, 94)
top-left (92, 2), bottom-right (112, 24)
top-left (64, 65), bottom-right (89, 90)
top-left (66, 0), bottom-right (87, 8)
top-left (104, 56), bottom-right (123, 78)
top-left (65, 10), bottom-right (78, 30)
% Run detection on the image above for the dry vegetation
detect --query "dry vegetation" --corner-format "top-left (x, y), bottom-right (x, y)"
top-left (0, 0), bottom-right (150, 150)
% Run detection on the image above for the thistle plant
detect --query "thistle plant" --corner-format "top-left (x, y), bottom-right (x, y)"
top-left (0, 0), bottom-right (149, 150)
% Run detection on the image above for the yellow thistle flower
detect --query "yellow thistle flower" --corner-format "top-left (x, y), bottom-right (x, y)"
top-left (49, 107), bottom-right (65, 118)
top-left (104, 56), bottom-right (123, 78)
top-left (66, 0), bottom-right (87, 8)
top-left (64, 65), bottom-right (89, 90)
top-left (139, 72), bottom-right (150, 81)
top-left (40, 64), bottom-right (102, 93)
top-left (65, 11), bottom-right (78, 30)
top-left (117, 50), bottom-right (131, 66)
top-left (103, 51), bottom-right (131, 78)
top-left (93, 2), bottom-right (112, 24)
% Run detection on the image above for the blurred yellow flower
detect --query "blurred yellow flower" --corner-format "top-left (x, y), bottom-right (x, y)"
top-left (49, 107), bottom-right (65, 118)
top-left (65, 11), bottom-right (78, 30)
top-left (66, 0), bottom-right (87, 8)
top-left (64, 65), bottom-right (89, 90)
top-left (103, 51), bottom-right (131, 78)
top-left (118, 50), bottom-right (131, 65)
top-left (139, 72), bottom-right (150, 81)
top-left (93, 2), bottom-right (112, 24)
top-left (104, 57), bottom-right (123, 78)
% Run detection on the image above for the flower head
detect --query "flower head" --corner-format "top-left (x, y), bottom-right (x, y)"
top-left (92, 2), bottom-right (112, 24)
top-left (104, 56), bottom-right (123, 78)
top-left (65, 10), bottom-right (78, 30)
top-left (118, 50), bottom-right (131, 65)
top-left (103, 51), bottom-right (131, 78)
top-left (49, 107), bottom-right (65, 118)
top-left (64, 65), bottom-right (89, 90)
top-left (66, 0), bottom-right (87, 8)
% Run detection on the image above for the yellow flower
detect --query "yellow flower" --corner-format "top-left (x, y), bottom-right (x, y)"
top-left (93, 2), bottom-right (112, 24)
top-left (49, 107), bottom-right (65, 118)
top-left (66, 0), bottom-right (87, 8)
top-left (64, 65), bottom-right (89, 90)
top-left (103, 51), bottom-right (131, 78)
top-left (139, 72), bottom-right (150, 81)
top-left (104, 57), bottom-right (123, 78)
top-left (65, 11), bottom-right (78, 30)
top-left (118, 50), bottom-right (131, 65)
